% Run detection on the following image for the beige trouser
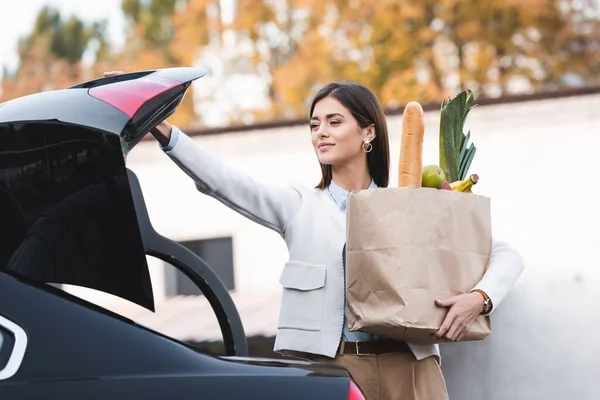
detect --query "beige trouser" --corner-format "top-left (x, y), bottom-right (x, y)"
top-left (311, 351), bottom-right (449, 400)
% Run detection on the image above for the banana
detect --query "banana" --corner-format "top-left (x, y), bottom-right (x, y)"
top-left (450, 174), bottom-right (479, 193)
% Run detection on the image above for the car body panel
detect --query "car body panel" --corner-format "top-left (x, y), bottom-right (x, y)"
top-left (0, 375), bottom-right (349, 400)
top-left (0, 272), bottom-right (351, 399)
top-left (0, 89), bottom-right (129, 135)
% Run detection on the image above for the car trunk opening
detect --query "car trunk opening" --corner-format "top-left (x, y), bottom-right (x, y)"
top-left (0, 122), bottom-right (154, 310)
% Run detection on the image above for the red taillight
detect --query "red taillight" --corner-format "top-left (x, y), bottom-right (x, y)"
top-left (348, 380), bottom-right (365, 400)
top-left (89, 76), bottom-right (182, 118)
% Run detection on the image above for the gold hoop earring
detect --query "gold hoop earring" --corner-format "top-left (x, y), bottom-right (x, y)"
top-left (362, 141), bottom-right (373, 153)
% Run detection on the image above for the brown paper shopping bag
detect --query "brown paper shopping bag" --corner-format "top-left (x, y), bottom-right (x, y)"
top-left (345, 186), bottom-right (493, 345)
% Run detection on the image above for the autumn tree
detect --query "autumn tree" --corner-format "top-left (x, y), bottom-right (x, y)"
top-left (1, 6), bottom-right (108, 102)
top-left (524, 0), bottom-right (600, 90)
top-left (322, 0), bottom-right (448, 106)
top-left (170, 0), bottom-right (222, 65)
top-left (229, 0), bottom-right (338, 118)
top-left (226, 0), bottom-right (600, 116)
top-left (340, 0), bottom-right (600, 105)
top-left (433, 0), bottom-right (600, 95)
top-left (120, 0), bottom-right (179, 66)
top-left (169, 0), bottom-right (304, 125)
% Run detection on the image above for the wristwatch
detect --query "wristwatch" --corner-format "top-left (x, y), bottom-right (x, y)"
top-left (470, 289), bottom-right (492, 314)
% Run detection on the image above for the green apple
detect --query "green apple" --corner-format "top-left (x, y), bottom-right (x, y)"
top-left (422, 165), bottom-right (446, 189)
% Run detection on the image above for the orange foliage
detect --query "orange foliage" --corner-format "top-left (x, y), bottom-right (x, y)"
top-left (2, 0), bottom-right (600, 127)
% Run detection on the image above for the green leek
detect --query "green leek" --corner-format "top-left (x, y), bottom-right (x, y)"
top-left (439, 90), bottom-right (477, 183)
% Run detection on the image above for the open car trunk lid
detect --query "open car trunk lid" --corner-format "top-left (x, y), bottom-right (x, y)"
top-left (0, 68), bottom-right (207, 311)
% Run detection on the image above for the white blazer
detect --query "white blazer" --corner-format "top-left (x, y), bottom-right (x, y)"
top-left (165, 128), bottom-right (525, 361)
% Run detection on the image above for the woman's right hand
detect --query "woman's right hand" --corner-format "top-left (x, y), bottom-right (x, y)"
top-left (103, 70), bottom-right (172, 147)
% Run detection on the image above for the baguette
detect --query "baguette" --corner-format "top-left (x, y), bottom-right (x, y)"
top-left (398, 101), bottom-right (425, 187)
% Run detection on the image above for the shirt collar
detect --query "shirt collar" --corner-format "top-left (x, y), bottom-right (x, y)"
top-left (327, 179), bottom-right (378, 211)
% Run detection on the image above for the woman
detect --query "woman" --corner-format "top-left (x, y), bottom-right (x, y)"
top-left (108, 73), bottom-right (523, 399)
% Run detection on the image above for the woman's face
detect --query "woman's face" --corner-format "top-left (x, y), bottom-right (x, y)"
top-left (310, 97), bottom-right (374, 167)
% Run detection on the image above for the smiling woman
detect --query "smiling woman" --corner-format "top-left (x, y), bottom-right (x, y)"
top-left (141, 79), bottom-right (458, 400)
top-left (309, 82), bottom-right (390, 191)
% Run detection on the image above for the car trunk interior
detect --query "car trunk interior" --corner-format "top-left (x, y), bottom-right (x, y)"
top-left (0, 121), bottom-right (155, 311)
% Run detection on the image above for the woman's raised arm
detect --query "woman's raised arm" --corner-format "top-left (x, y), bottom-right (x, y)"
top-left (159, 122), bottom-right (303, 236)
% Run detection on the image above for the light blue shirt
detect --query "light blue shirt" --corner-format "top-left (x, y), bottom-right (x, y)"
top-left (327, 179), bottom-right (381, 343)
top-left (161, 128), bottom-right (379, 342)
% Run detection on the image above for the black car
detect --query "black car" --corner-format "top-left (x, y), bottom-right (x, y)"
top-left (0, 68), bottom-right (365, 399)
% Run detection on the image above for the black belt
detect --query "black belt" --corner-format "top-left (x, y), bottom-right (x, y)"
top-left (341, 340), bottom-right (411, 356)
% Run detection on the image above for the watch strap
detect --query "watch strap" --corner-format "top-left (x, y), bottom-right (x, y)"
top-left (470, 289), bottom-right (492, 314)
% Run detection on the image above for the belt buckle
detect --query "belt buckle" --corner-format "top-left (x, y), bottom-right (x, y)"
top-left (355, 340), bottom-right (368, 356)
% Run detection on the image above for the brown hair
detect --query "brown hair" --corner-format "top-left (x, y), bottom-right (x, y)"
top-left (309, 81), bottom-right (390, 189)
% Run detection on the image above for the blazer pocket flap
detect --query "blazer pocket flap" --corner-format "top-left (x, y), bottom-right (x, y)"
top-left (279, 262), bottom-right (326, 291)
